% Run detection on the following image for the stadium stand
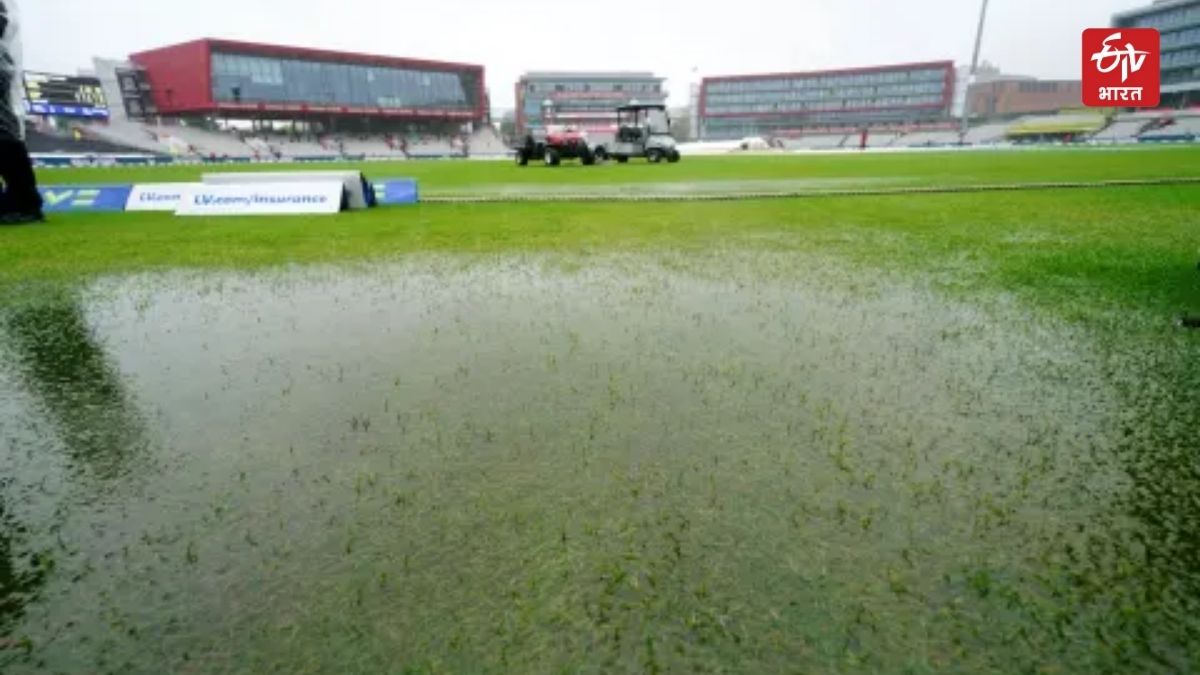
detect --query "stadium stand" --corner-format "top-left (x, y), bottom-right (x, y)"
top-left (244, 136), bottom-right (276, 158)
top-left (1172, 115), bottom-right (1200, 135)
top-left (699, 61), bottom-right (955, 141)
top-left (84, 121), bottom-right (253, 158)
top-left (155, 125), bottom-right (254, 158)
top-left (1139, 113), bottom-right (1200, 142)
top-left (468, 127), bottom-right (508, 156)
top-left (25, 127), bottom-right (152, 155)
top-left (894, 130), bottom-right (961, 147)
top-left (962, 122), bottom-right (1011, 145)
top-left (84, 121), bottom-right (170, 154)
top-left (262, 135), bottom-right (338, 159)
top-left (1006, 113), bottom-right (1108, 141)
top-left (1092, 116), bottom-right (1153, 143)
top-left (338, 136), bottom-right (401, 158)
top-left (782, 135), bottom-right (849, 150)
top-left (406, 136), bottom-right (458, 158)
top-left (865, 132), bottom-right (902, 148)
top-left (77, 121), bottom-right (479, 161)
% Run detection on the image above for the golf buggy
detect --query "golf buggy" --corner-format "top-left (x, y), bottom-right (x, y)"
top-left (514, 125), bottom-right (596, 167)
top-left (594, 104), bottom-right (680, 164)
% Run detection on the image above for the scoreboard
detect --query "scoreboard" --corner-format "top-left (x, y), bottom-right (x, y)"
top-left (23, 72), bottom-right (110, 119)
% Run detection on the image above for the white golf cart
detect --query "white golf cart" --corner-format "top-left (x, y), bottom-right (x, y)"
top-left (595, 104), bottom-right (681, 164)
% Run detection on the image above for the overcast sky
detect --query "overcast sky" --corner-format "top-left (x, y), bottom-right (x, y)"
top-left (22, 0), bottom-right (1139, 109)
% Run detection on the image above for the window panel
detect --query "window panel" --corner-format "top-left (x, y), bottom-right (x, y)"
top-left (210, 51), bottom-right (476, 109)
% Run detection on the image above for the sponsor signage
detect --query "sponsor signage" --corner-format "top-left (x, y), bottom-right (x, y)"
top-left (26, 103), bottom-right (110, 118)
top-left (175, 182), bottom-right (345, 216)
top-left (203, 171), bottom-right (372, 210)
top-left (38, 185), bottom-right (133, 212)
top-left (126, 183), bottom-right (201, 212)
top-left (373, 179), bottom-right (420, 205)
top-left (1083, 29), bottom-right (1160, 108)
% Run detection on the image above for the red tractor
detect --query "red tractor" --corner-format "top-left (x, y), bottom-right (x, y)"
top-left (514, 125), bottom-right (596, 167)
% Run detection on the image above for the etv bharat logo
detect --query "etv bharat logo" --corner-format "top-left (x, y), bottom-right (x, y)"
top-left (1092, 33), bottom-right (1149, 83)
top-left (1083, 28), bottom-right (1160, 107)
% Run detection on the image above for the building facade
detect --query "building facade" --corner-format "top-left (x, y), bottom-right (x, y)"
top-left (128, 39), bottom-right (486, 124)
top-left (515, 72), bottom-right (666, 138)
top-left (967, 78), bottom-right (1083, 117)
top-left (1114, 0), bottom-right (1200, 107)
top-left (952, 62), bottom-right (1002, 117)
top-left (698, 61), bottom-right (955, 140)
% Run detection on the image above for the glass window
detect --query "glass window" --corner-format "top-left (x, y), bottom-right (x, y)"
top-left (210, 51), bottom-right (475, 110)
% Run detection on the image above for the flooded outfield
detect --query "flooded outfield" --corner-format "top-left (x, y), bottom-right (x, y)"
top-left (1, 253), bottom-right (1197, 672)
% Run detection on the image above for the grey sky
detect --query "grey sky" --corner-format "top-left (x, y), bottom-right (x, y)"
top-left (24, 0), bottom-right (1139, 109)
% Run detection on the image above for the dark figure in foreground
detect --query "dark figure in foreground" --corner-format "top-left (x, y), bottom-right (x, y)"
top-left (0, 0), bottom-right (43, 225)
top-left (1183, 263), bottom-right (1200, 329)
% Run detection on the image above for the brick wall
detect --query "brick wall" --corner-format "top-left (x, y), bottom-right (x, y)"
top-left (968, 80), bottom-right (1083, 116)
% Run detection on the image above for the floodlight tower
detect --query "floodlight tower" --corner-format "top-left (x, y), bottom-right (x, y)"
top-left (960, 0), bottom-right (992, 141)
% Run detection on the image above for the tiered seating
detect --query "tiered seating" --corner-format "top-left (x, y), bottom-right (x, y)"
top-left (26, 128), bottom-right (152, 155)
top-left (266, 135), bottom-right (338, 158)
top-left (245, 137), bottom-right (276, 158)
top-left (407, 136), bottom-right (457, 157)
top-left (895, 130), bottom-right (960, 147)
top-left (782, 135), bottom-right (847, 150)
top-left (149, 125), bottom-right (253, 157)
top-left (70, 123), bottom-right (617, 161)
top-left (962, 122), bottom-right (1011, 145)
top-left (1174, 116), bottom-right (1200, 135)
top-left (1092, 118), bottom-right (1150, 142)
top-left (85, 121), bottom-right (169, 154)
top-left (340, 136), bottom-right (403, 157)
top-left (1140, 114), bottom-right (1200, 141)
top-left (864, 132), bottom-right (901, 148)
top-left (468, 128), bottom-right (508, 156)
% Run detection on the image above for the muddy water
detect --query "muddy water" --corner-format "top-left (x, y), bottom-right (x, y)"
top-left (0, 255), bottom-right (1190, 672)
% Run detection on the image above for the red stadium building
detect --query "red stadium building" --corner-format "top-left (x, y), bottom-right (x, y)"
top-left (514, 71), bottom-right (666, 138)
top-left (126, 39), bottom-right (486, 128)
top-left (699, 61), bottom-right (955, 140)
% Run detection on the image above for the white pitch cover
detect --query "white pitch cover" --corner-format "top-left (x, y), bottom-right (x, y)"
top-left (126, 183), bottom-right (202, 212)
top-left (202, 171), bottom-right (370, 209)
top-left (175, 181), bottom-right (344, 216)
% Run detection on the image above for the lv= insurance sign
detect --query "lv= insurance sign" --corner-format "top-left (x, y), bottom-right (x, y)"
top-left (1083, 28), bottom-right (1160, 108)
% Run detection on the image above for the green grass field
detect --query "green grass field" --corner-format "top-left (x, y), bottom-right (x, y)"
top-left (33, 145), bottom-right (1200, 190)
top-left (9, 148), bottom-right (1200, 320)
top-left (2, 147), bottom-right (1199, 673)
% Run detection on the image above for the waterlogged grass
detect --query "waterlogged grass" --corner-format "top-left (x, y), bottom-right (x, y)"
top-left (2, 186), bottom-right (1197, 323)
top-left (0, 256), bottom-right (1196, 674)
top-left (1, 150), bottom-right (1199, 673)
top-left (34, 145), bottom-right (1200, 190)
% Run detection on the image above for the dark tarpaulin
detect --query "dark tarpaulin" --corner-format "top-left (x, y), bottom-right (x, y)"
top-left (0, 0), bottom-right (24, 142)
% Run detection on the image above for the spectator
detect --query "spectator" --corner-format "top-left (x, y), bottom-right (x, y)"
top-left (0, 0), bottom-right (43, 224)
